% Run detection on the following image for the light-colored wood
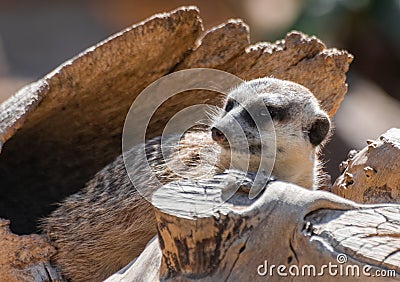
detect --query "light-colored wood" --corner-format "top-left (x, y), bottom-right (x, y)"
top-left (110, 173), bottom-right (399, 281)
top-left (332, 128), bottom-right (400, 203)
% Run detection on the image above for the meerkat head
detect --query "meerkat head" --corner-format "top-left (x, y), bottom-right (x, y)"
top-left (210, 77), bottom-right (331, 189)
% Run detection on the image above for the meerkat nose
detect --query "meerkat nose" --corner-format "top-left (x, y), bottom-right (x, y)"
top-left (211, 127), bottom-right (227, 144)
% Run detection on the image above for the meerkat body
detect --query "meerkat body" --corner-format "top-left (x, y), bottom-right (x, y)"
top-left (43, 78), bottom-right (330, 282)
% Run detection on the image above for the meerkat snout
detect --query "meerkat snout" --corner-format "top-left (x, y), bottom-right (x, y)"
top-left (211, 127), bottom-right (227, 144)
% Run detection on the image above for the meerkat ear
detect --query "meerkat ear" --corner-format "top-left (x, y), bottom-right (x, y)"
top-left (309, 115), bottom-right (330, 146)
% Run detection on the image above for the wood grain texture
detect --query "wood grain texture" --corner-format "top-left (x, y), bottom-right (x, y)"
top-left (307, 207), bottom-right (400, 271)
top-left (112, 174), bottom-right (399, 281)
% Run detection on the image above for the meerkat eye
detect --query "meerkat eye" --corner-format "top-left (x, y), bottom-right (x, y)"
top-left (224, 99), bottom-right (235, 112)
top-left (264, 105), bottom-right (287, 121)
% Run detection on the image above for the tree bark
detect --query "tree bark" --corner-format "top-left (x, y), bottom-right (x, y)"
top-left (332, 128), bottom-right (400, 204)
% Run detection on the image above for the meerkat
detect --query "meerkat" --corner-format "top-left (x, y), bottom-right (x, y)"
top-left (212, 78), bottom-right (330, 190)
top-left (42, 77), bottom-right (331, 282)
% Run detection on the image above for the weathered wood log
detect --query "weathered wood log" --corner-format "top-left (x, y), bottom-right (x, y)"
top-left (0, 5), bottom-right (352, 234)
top-left (332, 128), bottom-right (400, 204)
top-left (107, 172), bottom-right (400, 281)
top-left (0, 218), bottom-right (63, 281)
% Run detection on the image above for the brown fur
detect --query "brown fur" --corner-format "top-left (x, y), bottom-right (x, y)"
top-left (42, 131), bottom-right (218, 282)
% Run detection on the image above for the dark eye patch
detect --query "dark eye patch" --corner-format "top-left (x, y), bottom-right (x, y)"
top-left (266, 105), bottom-right (288, 121)
top-left (224, 99), bottom-right (235, 112)
top-left (240, 108), bottom-right (256, 127)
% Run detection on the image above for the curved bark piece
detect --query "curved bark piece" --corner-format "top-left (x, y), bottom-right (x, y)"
top-left (225, 32), bottom-right (353, 116)
top-left (332, 128), bottom-right (400, 204)
top-left (176, 19), bottom-right (250, 70)
top-left (0, 6), bottom-right (203, 233)
top-left (110, 173), bottom-right (400, 281)
top-left (0, 218), bottom-right (63, 282)
top-left (177, 29), bottom-right (353, 117)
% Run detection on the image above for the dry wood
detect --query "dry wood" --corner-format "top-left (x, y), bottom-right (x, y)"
top-left (107, 172), bottom-right (400, 281)
top-left (332, 128), bottom-right (400, 203)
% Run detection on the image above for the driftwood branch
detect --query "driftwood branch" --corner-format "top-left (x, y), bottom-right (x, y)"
top-left (107, 173), bottom-right (400, 281)
top-left (332, 128), bottom-right (400, 203)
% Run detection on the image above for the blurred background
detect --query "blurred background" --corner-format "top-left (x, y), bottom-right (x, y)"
top-left (1, 0), bottom-right (399, 180)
